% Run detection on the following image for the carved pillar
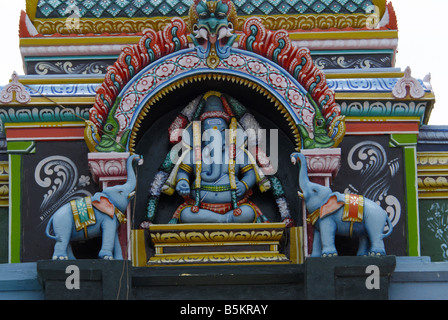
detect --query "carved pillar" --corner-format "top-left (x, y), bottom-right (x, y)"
top-left (87, 152), bottom-right (131, 260)
top-left (301, 148), bottom-right (341, 257)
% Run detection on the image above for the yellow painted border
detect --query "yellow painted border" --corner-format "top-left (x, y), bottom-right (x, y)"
top-left (288, 30), bottom-right (398, 41)
top-left (4, 121), bottom-right (85, 129)
top-left (20, 36), bottom-right (141, 47)
top-left (17, 76), bottom-right (104, 85)
top-left (149, 222), bottom-right (286, 231)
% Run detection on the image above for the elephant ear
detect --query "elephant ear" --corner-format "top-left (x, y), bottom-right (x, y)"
top-left (92, 196), bottom-right (115, 219)
top-left (320, 194), bottom-right (345, 219)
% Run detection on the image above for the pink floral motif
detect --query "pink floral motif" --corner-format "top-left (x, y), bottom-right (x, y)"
top-left (269, 73), bottom-right (288, 89)
top-left (136, 75), bottom-right (154, 92)
top-left (155, 63), bottom-right (176, 78)
top-left (302, 108), bottom-right (315, 128)
top-left (121, 93), bottom-right (137, 112)
top-left (288, 89), bottom-right (304, 107)
top-left (116, 114), bottom-right (130, 132)
top-left (178, 55), bottom-right (200, 68)
top-left (248, 60), bottom-right (268, 74)
top-left (226, 54), bottom-right (245, 68)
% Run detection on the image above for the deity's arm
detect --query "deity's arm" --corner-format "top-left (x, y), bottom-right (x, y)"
top-left (176, 162), bottom-right (193, 184)
top-left (175, 152), bottom-right (194, 196)
top-left (237, 150), bottom-right (257, 194)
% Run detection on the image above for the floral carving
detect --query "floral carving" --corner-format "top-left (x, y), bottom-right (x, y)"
top-left (87, 152), bottom-right (130, 184)
top-left (392, 66), bottom-right (426, 99)
top-left (0, 72), bottom-right (31, 104)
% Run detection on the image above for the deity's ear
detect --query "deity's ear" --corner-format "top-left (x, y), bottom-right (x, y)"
top-left (92, 195), bottom-right (114, 219)
top-left (320, 194), bottom-right (344, 218)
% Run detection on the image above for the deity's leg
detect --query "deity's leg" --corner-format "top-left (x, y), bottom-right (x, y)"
top-left (226, 204), bottom-right (256, 223)
top-left (179, 204), bottom-right (256, 223)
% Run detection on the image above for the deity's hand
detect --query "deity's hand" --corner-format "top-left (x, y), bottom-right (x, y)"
top-left (176, 179), bottom-right (190, 197)
top-left (236, 181), bottom-right (247, 197)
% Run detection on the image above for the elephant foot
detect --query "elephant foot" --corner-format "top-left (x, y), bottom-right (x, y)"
top-left (322, 252), bottom-right (338, 257)
top-left (52, 255), bottom-right (69, 260)
top-left (368, 251), bottom-right (386, 257)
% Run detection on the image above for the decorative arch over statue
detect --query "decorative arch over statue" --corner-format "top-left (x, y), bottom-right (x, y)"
top-left (86, 3), bottom-right (345, 153)
top-left (85, 0), bottom-right (346, 230)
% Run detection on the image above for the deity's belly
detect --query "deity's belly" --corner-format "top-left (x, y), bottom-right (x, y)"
top-left (199, 189), bottom-right (233, 204)
top-left (191, 174), bottom-right (242, 204)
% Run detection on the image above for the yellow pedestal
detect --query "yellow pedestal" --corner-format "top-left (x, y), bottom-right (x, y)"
top-left (132, 223), bottom-right (303, 267)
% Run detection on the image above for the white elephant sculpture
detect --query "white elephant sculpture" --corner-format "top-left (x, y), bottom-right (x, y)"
top-left (45, 154), bottom-right (143, 260)
top-left (291, 152), bottom-right (393, 257)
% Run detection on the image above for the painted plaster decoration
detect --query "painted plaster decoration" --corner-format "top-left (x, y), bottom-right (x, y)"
top-left (87, 152), bottom-right (131, 185)
top-left (425, 203), bottom-right (448, 260)
top-left (0, 71), bottom-right (31, 104)
top-left (188, 0), bottom-right (238, 69)
top-left (45, 154), bottom-right (143, 260)
top-left (239, 17), bottom-right (345, 149)
top-left (423, 73), bottom-right (433, 92)
top-left (87, 18), bottom-right (188, 152)
top-left (36, 156), bottom-right (93, 224)
top-left (87, 1), bottom-right (345, 153)
top-left (141, 91), bottom-right (294, 227)
top-left (291, 152), bottom-right (393, 257)
top-left (28, 0), bottom-right (387, 35)
top-left (392, 66), bottom-right (426, 99)
top-left (345, 141), bottom-right (401, 230)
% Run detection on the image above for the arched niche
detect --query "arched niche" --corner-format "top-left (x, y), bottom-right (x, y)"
top-left (130, 73), bottom-right (303, 226)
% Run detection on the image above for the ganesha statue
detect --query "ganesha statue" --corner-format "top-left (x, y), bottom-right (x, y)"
top-left (141, 91), bottom-right (294, 227)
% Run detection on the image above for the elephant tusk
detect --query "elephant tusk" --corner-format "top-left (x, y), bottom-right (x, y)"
top-left (297, 191), bottom-right (304, 199)
top-left (128, 191), bottom-right (136, 199)
top-left (218, 26), bottom-right (228, 40)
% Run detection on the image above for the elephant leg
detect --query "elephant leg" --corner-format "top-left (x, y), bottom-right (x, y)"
top-left (366, 218), bottom-right (387, 256)
top-left (98, 219), bottom-right (118, 260)
top-left (51, 209), bottom-right (73, 260)
top-left (310, 228), bottom-right (322, 257)
top-left (66, 243), bottom-right (76, 260)
top-left (357, 235), bottom-right (369, 256)
top-left (113, 232), bottom-right (123, 260)
top-left (319, 219), bottom-right (338, 257)
top-left (52, 238), bottom-right (70, 260)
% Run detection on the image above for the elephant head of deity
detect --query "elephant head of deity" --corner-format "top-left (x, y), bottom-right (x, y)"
top-left (188, 0), bottom-right (238, 67)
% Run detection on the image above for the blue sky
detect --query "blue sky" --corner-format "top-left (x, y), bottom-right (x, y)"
top-left (0, 0), bottom-right (446, 125)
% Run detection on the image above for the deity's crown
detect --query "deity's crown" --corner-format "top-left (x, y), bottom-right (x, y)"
top-left (199, 91), bottom-right (233, 123)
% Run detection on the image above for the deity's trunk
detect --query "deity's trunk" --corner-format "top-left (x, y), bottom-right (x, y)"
top-left (201, 163), bottom-right (222, 182)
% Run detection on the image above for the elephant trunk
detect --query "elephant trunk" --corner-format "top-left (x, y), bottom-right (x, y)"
top-left (122, 154), bottom-right (143, 198)
top-left (291, 152), bottom-right (310, 199)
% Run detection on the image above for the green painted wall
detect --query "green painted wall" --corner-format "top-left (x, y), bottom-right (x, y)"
top-left (419, 199), bottom-right (448, 262)
top-left (0, 207), bottom-right (8, 263)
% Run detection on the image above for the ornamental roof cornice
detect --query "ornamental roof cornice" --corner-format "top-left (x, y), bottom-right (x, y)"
top-left (31, 0), bottom-right (381, 20)
top-left (23, 0), bottom-right (393, 35)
